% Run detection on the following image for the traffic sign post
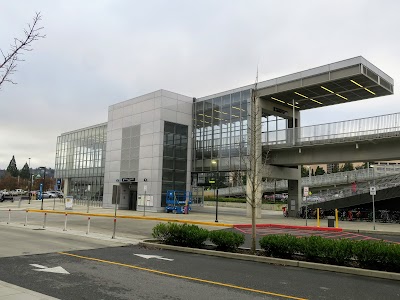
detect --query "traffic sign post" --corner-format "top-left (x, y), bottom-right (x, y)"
top-left (303, 187), bottom-right (309, 226)
top-left (370, 186), bottom-right (376, 230)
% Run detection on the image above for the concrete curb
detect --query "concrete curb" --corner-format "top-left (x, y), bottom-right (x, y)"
top-left (26, 209), bottom-right (233, 228)
top-left (234, 223), bottom-right (343, 232)
top-left (140, 241), bottom-right (400, 281)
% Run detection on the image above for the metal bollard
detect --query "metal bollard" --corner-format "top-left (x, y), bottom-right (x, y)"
top-left (63, 213), bottom-right (68, 231)
top-left (24, 210), bottom-right (28, 226)
top-left (112, 218), bottom-right (116, 239)
top-left (43, 212), bottom-right (47, 229)
top-left (86, 217), bottom-right (90, 235)
top-left (7, 209), bottom-right (11, 224)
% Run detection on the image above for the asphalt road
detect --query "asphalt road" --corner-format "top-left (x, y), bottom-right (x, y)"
top-left (0, 243), bottom-right (399, 300)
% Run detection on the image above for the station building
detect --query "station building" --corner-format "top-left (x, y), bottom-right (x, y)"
top-left (55, 56), bottom-right (393, 216)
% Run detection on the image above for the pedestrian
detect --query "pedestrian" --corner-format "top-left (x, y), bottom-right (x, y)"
top-left (348, 210), bottom-right (353, 221)
top-left (356, 210), bottom-right (361, 221)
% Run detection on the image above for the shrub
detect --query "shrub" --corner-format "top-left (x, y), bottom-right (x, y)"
top-left (353, 240), bottom-right (394, 271)
top-left (152, 222), bottom-right (209, 248)
top-left (298, 236), bottom-right (334, 263)
top-left (209, 230), bottom-right (245, 251)
top-left (259, 234), bottom-right (300, 259)
top-left (325, 239), bottom-right (354, 266)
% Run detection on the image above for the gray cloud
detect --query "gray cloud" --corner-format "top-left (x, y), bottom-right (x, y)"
top-left (1, 0), bottom-right (399, 168)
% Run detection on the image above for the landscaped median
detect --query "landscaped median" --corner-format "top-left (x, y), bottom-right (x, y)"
top-left (144, 222), bottom-right (400, 281)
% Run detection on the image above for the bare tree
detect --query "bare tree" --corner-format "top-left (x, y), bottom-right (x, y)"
top-left (239, 69), bottom-right (270, 254)
top-left (0, 12), bottom-right (45, 90)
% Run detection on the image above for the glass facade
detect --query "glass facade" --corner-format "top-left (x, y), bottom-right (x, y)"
top-left (193, 89), bottom-right (250, 186)
top-left (55, 123), bottom-right (107, 204)
top-left (161, 121), bottom-right (188, 206)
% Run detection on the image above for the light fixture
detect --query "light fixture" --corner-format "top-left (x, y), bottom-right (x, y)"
top-left (364, 88), bottom-right (376, 95)
top-left (287, 102), bottom-right (300, 109)
top-left (336, 94), bottom-right (348, 100)
top-left (294, 92), bottom-right (308, 99)
top-left (350, 79), bottom-right (376, 95)
top-left (356, 143), bottom-right (359, 149)
top-left (350, 80), bottom-right (363, 88)
top-left (321, 85), bottom-right (348, 101)
top-left (232, 106), bottom-right (241, 111)
top-left (232, 114), bottom-right (240, 118)
top-left (295, 91), bottom-right (322, 105)
top-left (321, 86), bottom-right (335, 94)
top-left (310, 99), bottom-right (323, 105)
top-left (271, 97), bottom-right (285, 104)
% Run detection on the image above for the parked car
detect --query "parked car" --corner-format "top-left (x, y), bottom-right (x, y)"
top-left (46, 191), bottom-right (59, 198)
top-left (0, 190), bottom-right (14, 202)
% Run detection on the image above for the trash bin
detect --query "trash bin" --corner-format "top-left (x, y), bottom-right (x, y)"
top-left (327, 216), bottom-right (335, 227)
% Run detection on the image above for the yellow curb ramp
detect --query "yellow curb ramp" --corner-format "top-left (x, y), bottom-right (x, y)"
top-left (140, 241), bottom-right (400, 282)
top-left (26, 209), bottom-right (233, 228)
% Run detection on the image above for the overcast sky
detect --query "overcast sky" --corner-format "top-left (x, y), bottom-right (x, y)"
top-left (1, 0), bottom-right (399, 169)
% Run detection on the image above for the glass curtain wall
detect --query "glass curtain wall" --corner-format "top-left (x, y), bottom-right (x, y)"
top-left (194, 89), bottom-right (250, 187)
top-left (55, 123), bottom-right (106, 205)
top-left (161, 121), bottom-right (188, 206)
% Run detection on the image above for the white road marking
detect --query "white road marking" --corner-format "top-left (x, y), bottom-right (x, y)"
top-left (134, 254), bottom-right (174, 261)
top-left (30, 264), bottom-right (70, 274)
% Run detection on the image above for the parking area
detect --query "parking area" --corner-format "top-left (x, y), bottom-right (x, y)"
top-left (231, 225), bottom-right (400, 249)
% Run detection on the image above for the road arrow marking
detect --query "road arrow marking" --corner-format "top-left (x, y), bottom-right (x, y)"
top-left (30, 264), bottom-right (70, 274)
top-left (134, 254), bottom-right (174, 261)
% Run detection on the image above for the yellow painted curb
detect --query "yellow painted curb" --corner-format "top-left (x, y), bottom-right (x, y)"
top-left (26, 209), bottom-right (233, 228)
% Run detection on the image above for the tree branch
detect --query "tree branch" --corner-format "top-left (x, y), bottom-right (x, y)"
top-left (0, 12), bottom-right (45, 90)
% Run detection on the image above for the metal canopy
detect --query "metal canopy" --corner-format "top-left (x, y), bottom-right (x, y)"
top-left (256, 57), bottom-right (393, 111)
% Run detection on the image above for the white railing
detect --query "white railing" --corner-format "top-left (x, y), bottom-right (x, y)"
top-left (217, 166), bottom-right (400, 196)
top-left (264, 111), bottom-right (400, 148)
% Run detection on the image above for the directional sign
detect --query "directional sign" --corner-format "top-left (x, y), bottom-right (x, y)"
top-left (30, 264), bottom-right (70, 274)
top-left (134, 254), bottom-right (174, 261)
top-left (303, 186), bottom-right (309, 197)
top-left (370, 186), bottom-right (376, 196)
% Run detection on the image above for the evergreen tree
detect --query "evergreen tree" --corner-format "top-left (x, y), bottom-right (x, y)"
top-left (301, 166), bottom-right (309, 177)
top-left (340, 162), bottom-right (354, 172)
top-left (6, 155), bottom-right (19, 177)
top-left (315, 165), bottom-right (325, 175)
top-left (19, 162), bottom-right (30, 179)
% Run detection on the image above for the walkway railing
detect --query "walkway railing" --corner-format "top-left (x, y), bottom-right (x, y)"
top-left (311, 173), bottom-right (400, 204)
top-left (264, 111), bottom-right (400, 148)
top-left (216, 165), bottom-right (400, 196)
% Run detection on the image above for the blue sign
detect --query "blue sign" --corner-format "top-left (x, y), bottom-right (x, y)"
top-left (39, 183), bottom-right (43, 200)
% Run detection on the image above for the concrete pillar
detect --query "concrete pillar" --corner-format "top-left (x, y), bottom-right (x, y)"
top-left (63, 178), bottom-right (69, 197)
top-left (246, 96), bottom-right (262, 218)
top-left (287, 177), bottom-right (302, 217)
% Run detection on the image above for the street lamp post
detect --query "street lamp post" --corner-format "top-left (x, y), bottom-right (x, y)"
top-left (39, 167), bottom-right (46, 210)
top-left (371, 165), bottom-right (376, 230)
top-left (211, 160), bottom-right (219, 223)
top-left (28, 158), bottom-right (31, 204)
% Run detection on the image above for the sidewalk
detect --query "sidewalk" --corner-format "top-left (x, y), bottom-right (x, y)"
top-left (0, 280), bottom-right (57, 299)
top-left (2, 199), bottom-right (400, 235)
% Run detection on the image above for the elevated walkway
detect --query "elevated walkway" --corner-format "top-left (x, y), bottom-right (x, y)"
top-left (216, 165), bottom-right (400, 197)
top-left (308, 173), bottom-right (400, 210)
top-left (267, 112), bottom-right (400, 166)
